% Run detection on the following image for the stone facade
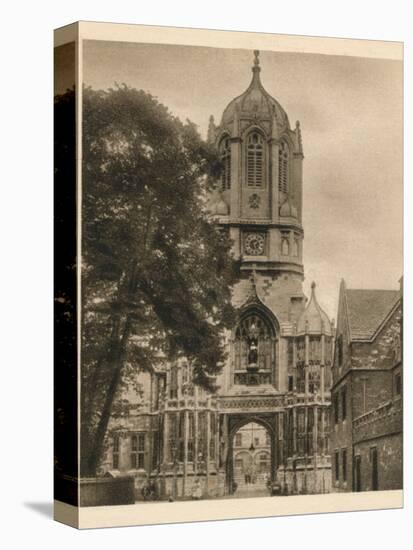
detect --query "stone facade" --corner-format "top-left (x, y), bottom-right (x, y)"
top-left (102, 50), bottom-right (334, 500)
top-left (330, 279), bottom-right (403, 492)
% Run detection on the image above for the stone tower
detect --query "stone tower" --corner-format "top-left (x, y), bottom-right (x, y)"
top-left (209, 50), bottom-right (307, 393)
top-left (208, 51), bottom-right (333, 495)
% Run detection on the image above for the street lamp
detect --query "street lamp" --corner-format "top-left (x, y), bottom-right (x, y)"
top-left (249, 423), bottom-right (255, 452)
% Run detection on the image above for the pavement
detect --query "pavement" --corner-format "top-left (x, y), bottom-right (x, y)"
top-left (229, 482), bottom-right (271, 499)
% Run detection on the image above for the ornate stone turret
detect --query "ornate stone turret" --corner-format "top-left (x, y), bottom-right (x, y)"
top-left (297, 282), bottom-right (332, 336)
top-left (294, 282), bottom-right (333, 400)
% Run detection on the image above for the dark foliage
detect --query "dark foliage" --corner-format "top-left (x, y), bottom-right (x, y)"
top-left (77, 85), bottom-right (239, 475)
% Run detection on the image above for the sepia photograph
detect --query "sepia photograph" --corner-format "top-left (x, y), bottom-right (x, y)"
top-left (53, 24), bottom-right (403, 526)
top-left (3, 0), bottom-right (413, 545)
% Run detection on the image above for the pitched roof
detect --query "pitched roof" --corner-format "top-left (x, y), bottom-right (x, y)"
top-left (345, 289), bottom-right (400, 340)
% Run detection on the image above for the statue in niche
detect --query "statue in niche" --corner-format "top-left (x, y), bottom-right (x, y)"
top-left (247, 336), bottom-right (259, 370)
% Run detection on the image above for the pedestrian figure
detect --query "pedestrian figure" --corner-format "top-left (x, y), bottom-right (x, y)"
top-left (192, 478), bottom-right (202, 500)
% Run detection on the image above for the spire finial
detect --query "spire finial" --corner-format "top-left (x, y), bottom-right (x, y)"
top-left (295, 120), bottom-right (303, 154)
top-left (207, 114), bottom-right (216, 144)
top-left (254, 50), bottom-right (260, 66)
top-left (252, 50), bottom-right (261, 75)
top-left (311, 281), bottom-right (317, 299)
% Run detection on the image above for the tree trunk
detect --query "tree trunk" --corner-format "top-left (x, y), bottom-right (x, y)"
top-left (83, 207), bottom-right (152, 477)
top-left (84, 314), bottom-right (132, 476)
top-left (81, 312), bottom-right (123, 432)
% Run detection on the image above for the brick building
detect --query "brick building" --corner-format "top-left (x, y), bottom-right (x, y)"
top-left (331, 279), bottom-right (402, 492)
top-left (102, 50), bottom-right (334, 500)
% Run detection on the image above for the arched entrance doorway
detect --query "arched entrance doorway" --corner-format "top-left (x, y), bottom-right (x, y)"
top-left (226, 415), bottom-right (277, 496)
top-left (232, 422), bottom-right (271, 495)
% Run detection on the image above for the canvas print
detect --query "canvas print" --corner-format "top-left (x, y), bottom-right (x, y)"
top-left (54, 22), bottom-right (403, 528)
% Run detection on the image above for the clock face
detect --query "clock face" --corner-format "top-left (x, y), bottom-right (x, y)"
top-left (244, 232), bottom-right (265, 256)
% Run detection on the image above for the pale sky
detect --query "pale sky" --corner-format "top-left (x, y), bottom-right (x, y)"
top-left (82, 41), bottom-right (403, 320)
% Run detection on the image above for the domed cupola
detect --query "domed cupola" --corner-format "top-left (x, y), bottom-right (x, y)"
top-left (297, 282), bottom-right (332, 336)
top-left (221, 50), bottom-right (289, 131)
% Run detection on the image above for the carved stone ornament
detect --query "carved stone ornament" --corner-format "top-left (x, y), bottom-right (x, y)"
top-left (248, 193), bottom-right (261, 209)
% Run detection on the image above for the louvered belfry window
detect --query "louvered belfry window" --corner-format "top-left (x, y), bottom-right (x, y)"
top-left (278, 140), bottom-right (289, 193)
top-left (247, 132), bottom-right (264, 187)
top-left (220, 136), bottom-right (231, 190)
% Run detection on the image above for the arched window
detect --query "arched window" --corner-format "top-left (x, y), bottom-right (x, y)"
top-left (247, 132), bottom-right (264, 187)
top-left (233, 311), bottom-right (275, 385)
top-left (281, 234), bottom-right (290, 256)
top-left (169, 366), bottom-right (178, 399)
top-left (278, 140), bottom-right (289, 193)
top-left (219, 136), bottom-right (231, 190)
top-left (131, 433), bottom-right (145, 469)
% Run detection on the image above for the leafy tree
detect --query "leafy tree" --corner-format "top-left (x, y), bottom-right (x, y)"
top-left (78, 85), bottom-right (239, 476)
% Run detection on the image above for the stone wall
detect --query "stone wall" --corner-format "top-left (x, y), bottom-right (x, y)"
top-left (353, 397), bottom-right (402, 441)
top-left (353, 432), bottom-right (402, 491)
top-left (155, 470), bottom-right (224, 500)
top-left (331, 297), bottom-right (402, 493)
top-left (351, 370), bottom-right (393, 419)
top-left (330, 373), bottom-right (354, 491)
top-left (277, 457), bottom-right (332, 495)
top-left (80, 476), bottom-right (135, 507)
top-left (232, 272), bottom-right (305, 325)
